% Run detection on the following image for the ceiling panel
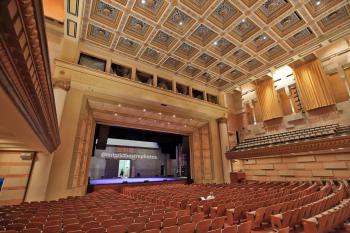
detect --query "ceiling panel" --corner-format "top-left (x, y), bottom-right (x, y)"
top-left (80, 0), bottom-right (350, 91)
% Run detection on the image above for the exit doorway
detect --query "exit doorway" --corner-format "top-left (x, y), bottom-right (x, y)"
top-left (118, 160), bottom-right (130, 178)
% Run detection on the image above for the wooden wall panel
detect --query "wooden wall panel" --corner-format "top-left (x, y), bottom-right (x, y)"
top-left (278, 89), bottom-right (293, 116)
top-left (191, 124), bottom-right (214, 183)
top-left (200, 125), bottom-right (213, 180)
top-left (191, 129), bottom-right (202, 181)
top-left (0, 151), bottom-right (33, 205)
top-left (328, 73), bottom-right (349, 103)
top-left (69, 99), bottom-right (96, 188)
top-left (238, 151), bottom-right (350, 182)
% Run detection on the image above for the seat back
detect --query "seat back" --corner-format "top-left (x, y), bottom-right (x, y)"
top-left (210, 216), bottom-right (225, 230)
top-left (237, 220), bottom-right (252, 233)
top-left (195, 219), bottom-right (211, 233)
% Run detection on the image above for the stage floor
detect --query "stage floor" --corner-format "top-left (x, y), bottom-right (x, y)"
top-left (90, 177), bottom-right (187, 185)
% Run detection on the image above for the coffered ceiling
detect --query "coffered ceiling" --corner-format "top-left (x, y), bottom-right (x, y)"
top-left (79, 0), bottom-right (350, 91)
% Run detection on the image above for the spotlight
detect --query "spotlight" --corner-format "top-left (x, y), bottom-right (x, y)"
top-left (213, 41), bottom-right (218, 46)
top-left (241, 18), bottom-right (246, 23)
top-left (263, 35), bottom-right (267, 40)
top-left (179, 21), bottom-right (183, 26)
top-left (141, 0), bottom-right (146, 4)
top-left (316, 1), bottom-right (321, 6)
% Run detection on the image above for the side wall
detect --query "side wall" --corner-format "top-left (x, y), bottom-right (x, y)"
top-left (0, 152), bottom-right (33, 205)
top-left (234, 151), bottom-right (350, 181)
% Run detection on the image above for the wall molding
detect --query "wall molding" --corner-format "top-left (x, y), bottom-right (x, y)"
top-left (0, 0), bottom-right (60, 152)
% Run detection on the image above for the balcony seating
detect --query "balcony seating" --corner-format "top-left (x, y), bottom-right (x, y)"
top-left (234, 124), bottom-right (340, 151)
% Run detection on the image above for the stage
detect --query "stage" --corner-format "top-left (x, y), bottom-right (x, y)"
top-left (89, 177), bottom-right (189, 192)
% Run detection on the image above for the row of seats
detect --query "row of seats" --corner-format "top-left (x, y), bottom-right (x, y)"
top-left (271, 183), bottom-right (346, 231)
top-left (234, 123), bottom-right (339, 150)
top-left (1, 181), bottom-right (349, 233)
top-left (303, 198), bottom-right (350, 233)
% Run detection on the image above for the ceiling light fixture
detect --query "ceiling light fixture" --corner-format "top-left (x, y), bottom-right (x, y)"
top-left (213, 41), bottom-right (218, 46)
top-left (316, 1), bottom-right (321, 6)
top-left (241, 18), bottom-right (246, 23)
top-left (158, 112), bottom-right (162, 115)
top-left (141, 0), bottom-right (146, 4)
top-left (263, 35), bottom-right (267, 40)
top-left (118, 104), bottom-right (122, 107)
top-left (138, 117), bottom-right (142, 120)
top-left (143, 109), bottom-right (147, 112)
top-left (114, 113), bottom-right (118, 116)
top-left (179, 21), bottom-right (183, 26)
top-left (172, 114), bottom-right (176, 118)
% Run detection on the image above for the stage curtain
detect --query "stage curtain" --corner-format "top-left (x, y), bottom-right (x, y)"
top-left (293, 59), bottom-right (335, 111)
top-left (328, 73), bottom-right (349, 103)
top-left (255, 78), bottom-right (283, 121)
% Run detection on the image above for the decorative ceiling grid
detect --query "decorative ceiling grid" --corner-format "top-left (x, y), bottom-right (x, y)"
top-left (82, 0), bottom-right (350, 91)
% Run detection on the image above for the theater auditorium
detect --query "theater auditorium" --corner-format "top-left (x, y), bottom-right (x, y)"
top-left (0, 0), bottom-right (350, 232)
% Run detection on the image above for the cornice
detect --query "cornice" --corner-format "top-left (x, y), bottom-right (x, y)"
top-left (0, 0), bottom-right (60, 152)
top-left (226, 135), bottom-right (350, 160)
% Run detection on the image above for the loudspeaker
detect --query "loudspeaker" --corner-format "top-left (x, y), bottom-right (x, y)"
top-left (20, 152), bottom-right (34, 161)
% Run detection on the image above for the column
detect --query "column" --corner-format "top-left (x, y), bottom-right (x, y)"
top-left (285, 87), bottom-right (295, 113)
top-left (131, 66), bottom-right (136, 81)
top-left (153, 74), bottom-right (158, 87)
top-left (249, 100), bottom-right (257, 125)
top-left (337, 65), bottom-right (350, 99)
top-left (217, 117), bottom-right (231, 183)
top-left (25, 79), bottom-right (70, 202)
top-left (53, 79), bottom-right (71, 125)
top-left (172, 80), bottom-right (176, 92)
